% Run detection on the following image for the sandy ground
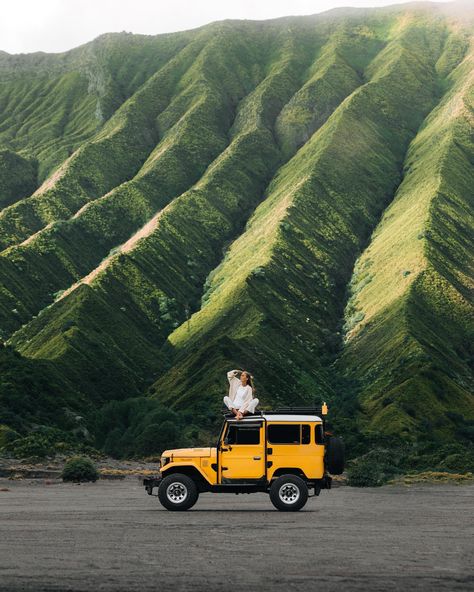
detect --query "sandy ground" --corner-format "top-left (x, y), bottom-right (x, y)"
top-left (0, 478), bottom-right (472, 592)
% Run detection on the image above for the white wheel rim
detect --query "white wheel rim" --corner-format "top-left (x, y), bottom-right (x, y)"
top-left (278, 483), bottom-right (300, 504)
top-left (166, 482), bottom-right (188, 503)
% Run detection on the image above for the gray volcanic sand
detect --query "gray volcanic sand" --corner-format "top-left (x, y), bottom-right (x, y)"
top-left (0, 479), bottom-right (472, 591)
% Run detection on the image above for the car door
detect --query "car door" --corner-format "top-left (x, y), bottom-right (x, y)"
top-left (266, 422), bottom-right (316, 478)
top-left (219, 421), bottom-right (265, 482)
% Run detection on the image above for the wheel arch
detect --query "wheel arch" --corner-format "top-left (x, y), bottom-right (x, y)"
top-left (161, 464), bottom-right (211, 490)
top-left (270, 467), bottom-right (307, 480)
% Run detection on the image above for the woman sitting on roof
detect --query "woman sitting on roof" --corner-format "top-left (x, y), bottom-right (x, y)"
top-left (223, 369), bottom-right (259, 420)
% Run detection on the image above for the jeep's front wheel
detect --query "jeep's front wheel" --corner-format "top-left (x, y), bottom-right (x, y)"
top-left (269, 475), bottom-right (308, 511)
top-left (158, 474), bottom-right (199, 511)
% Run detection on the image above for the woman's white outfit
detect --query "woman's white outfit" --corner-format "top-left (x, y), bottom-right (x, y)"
top-left (223, 370), bottom-right (259, 413)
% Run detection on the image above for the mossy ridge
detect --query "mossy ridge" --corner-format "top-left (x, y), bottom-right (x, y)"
top-left (0, 26), bottom-right (268, 338)
top-left (0, 31), bottom-right (193, 184)
top-left (0, 71), bottom-right (98, 185)
top-left (8, 24), bottom-right (318, 393)
top-left (0, 29), bottom-right (221, 251)
top-left (8, 20), bottom-right (375, 408)
top-left (82, 32), bottom-right (196, 122)
top-left (86, 25), bottom-right (326, 323)
top-left (275, 19), bottom-right (386, 157)
top-left (151, 15), bottom-right (453, 414)
top-left (339, 273), bottom-right (473, 441)
top-left (340, 40), bottom-right (474, 439)
top-left (9, 282), bottom-right (170, 404)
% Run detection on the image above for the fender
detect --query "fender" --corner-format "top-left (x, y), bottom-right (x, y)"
top-left (160, 462), bottom-right (213, 485)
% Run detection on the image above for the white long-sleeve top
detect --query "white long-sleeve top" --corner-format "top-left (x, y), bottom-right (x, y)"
top-left (227, 370), bottom-right (253, 412)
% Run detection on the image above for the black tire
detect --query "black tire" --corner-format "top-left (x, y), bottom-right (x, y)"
top-left (326, 436), bottom-right (345, 475)
top-left (269, 475), bottom-right (308, 511)
top-left (158, 473), bottom-right (199, 511)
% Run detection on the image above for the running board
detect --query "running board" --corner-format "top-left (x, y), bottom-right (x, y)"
top-left (210, 484), bottom-right (268, 494)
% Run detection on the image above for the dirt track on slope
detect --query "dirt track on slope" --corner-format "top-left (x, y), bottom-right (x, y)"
top-left (0, 479), bottom-right (472, 592)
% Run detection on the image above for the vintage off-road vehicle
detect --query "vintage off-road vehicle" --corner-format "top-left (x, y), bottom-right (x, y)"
top-left (143, 405), bottom-right (344, 511)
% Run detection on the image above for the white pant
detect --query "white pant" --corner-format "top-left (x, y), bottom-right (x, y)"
top-left (223, 396), bottom-right (259, 414)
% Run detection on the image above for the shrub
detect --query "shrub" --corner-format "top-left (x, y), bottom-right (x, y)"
top-left (348, 462), bottom-right (385, 487)
top-left (1, 426), bottom-right (95, 459)
top-left (347, 448), bottom-right (402, 487)
top-left (0, 424), bottom-right (19, 448)
top-left (62, 456), bottom-right (98, 483)
top-left (6, 434), bottom-right (50, 458)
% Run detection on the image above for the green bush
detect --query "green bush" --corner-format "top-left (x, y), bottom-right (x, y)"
top-left (347, 448), bottom-right (402, 487)
top-left (436, 453), bottom-right (474, 473)
top-left (347, 440), bottom-right (474, 486)
top-left (404, 441), bottom-right (474, 474)
top-left (0, 424), bottom-right (19, 448)
top-left (6, 434), bottom-right (50, 458)
top-left (1, 425), bottom-right (95, 459)
top-left (62, 457), bottom-right (98, 483)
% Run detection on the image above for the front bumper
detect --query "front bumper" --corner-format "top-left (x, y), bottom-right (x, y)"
top-left (143, 475), bottom-right (162, 495)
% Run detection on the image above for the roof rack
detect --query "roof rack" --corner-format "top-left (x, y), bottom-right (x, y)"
top-left (271, 404), bottom-right (328, 416)
top-left (222, 404), bottom-right (328, 419)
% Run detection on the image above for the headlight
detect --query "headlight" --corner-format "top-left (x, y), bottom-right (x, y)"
top-left (161, 456), bottom-right (170, 467)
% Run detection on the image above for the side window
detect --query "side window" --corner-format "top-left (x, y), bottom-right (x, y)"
top-left (268, 424), bottom-right (301, 444)
top-left (302, 425), bottom-right (310, 444)
top-left (226, 425), bottom-right (261, 445)
top-left (315, 424), bottom-right (324, 444)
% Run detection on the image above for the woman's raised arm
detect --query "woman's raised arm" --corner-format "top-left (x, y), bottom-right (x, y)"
top-left (227, 369), bottom-right (240, 385)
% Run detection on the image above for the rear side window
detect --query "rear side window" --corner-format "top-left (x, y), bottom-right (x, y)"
top-left (226, 425), bottom-right (261, 445)
top-left (268, 424), bottom-right (311, 444)
top-left (302, 425), bottom-right (310, 444)
top-left (315, 424), bottom-right (324, 444)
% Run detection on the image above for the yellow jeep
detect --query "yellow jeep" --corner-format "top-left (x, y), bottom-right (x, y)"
top-left (143, 405), bottom-right (344, 511)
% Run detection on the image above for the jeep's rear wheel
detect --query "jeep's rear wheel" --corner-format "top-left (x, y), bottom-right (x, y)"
top-left (269, 475), bottom-right (308, 511)
top-left (158, 474), bottom-right (199, 511)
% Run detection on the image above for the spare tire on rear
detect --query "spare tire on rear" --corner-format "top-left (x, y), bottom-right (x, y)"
top-left (326, 436), bottom-right (345, 475)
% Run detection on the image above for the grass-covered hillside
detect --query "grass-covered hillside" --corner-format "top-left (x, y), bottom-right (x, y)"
top-left (0, 1), bottom-right (473, 464)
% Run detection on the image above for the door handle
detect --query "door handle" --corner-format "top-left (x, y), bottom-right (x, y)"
top-left (253, 456), bottom-right (261, 460)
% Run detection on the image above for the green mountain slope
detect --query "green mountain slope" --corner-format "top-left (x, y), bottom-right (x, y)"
top-left (151, 10), bottom-right (458, 408)
top-left (0, 24), bottom-right (257, 335)
top-left (339, 40), bottom-right (474, 440)
top-left (0, 33), bottom-right (191, 181)
top-left (0, 2), bottom-right (473, 460)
